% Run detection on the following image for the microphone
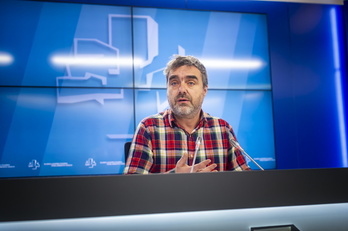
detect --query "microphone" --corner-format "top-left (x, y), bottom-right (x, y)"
top-left (190, 136), bottom-right (202, 173)
top-left (230, 138), bottom-right (264, 171)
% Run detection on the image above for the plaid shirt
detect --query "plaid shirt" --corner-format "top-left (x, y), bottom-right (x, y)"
top-left (123, 109), bottom-right (250, 174)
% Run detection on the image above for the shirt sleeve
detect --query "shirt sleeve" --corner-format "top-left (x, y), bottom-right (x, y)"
top-left (227, 124), bottom-right (251, 171)
top-left (231, 147), bottom-right (251, 171)
top-left (123, 122), bottom-right (154, 174)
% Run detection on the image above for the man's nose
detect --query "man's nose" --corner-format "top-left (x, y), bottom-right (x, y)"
top-left (178, 82), bottom-right (188, 93)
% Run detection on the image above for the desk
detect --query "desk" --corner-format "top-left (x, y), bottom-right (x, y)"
top-left (1, 168), bottom-right (348, 222)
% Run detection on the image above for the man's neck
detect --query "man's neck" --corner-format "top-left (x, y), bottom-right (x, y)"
top-left (174, 111), bottom-right (202, 134)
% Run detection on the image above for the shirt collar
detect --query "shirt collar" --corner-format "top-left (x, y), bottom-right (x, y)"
top-left (165, 109), bottom-right (207, 129)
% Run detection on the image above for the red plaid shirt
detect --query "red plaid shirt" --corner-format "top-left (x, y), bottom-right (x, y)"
top-left (124, 109), bottom-right (250, 174)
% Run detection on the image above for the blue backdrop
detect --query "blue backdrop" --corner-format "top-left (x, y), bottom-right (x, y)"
top-left (1, 0), bottom-right (347, 177)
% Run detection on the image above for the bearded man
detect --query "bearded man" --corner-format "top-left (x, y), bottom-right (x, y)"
top-left (124, 55), bottom-right (250, 174)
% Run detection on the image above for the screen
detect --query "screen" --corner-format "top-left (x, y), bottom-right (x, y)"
top-left (0, 0), bottom-right (274, 177)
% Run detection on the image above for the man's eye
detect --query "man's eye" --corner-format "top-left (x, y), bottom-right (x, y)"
top-left (188, 81), bottom-right (195, 86)
top-left (170, 81), bottom-right (178, 86)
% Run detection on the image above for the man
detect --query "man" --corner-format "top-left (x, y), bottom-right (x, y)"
top-left (124, 55), bottom-right (250, 174)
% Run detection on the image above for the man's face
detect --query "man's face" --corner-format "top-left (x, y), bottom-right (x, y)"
top-left (167, 65), bottom-right (208, 119)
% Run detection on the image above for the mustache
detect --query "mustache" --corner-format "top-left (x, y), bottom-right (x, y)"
top-left (175, 93), bottom-right (191, 101)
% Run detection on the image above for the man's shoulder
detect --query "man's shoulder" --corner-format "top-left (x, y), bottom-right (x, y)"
top-left (204, 113), bottom-right (231, 127)
top-left (140, 110), bottom-right (168, 126)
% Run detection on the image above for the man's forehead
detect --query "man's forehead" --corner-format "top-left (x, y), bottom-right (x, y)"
top-left (168, 65), bottom-right (201, 78)
top-left (168, 75), bottom-right (199, 83)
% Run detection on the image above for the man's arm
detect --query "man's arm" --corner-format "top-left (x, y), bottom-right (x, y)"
top-left (123, 123), bottom-right (153, 174)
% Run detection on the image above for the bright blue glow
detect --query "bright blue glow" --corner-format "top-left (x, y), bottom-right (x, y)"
top-left (330, 7), bottom-right (347, 167)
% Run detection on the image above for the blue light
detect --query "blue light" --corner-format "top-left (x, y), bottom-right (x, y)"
top-left (330, 7), bottom-right (347, 167)
top-left (0, 52), bottom-right (13, 66)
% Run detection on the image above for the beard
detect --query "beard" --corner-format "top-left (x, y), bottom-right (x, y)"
top-left (169, 93), bottom-right (203, 119)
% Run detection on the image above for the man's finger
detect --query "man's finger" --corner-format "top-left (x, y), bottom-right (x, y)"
top-left (202, 163), bottom-right (217, 172)
top-left (176, 152), bottom-right (189, 167)
top-left (193, 159), bottom-right (211, 172)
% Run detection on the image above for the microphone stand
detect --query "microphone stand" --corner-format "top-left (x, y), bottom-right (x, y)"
top-left (190, 136), bottom-right (202, 173)
top-left (230, 139), bottom-right (264, 171)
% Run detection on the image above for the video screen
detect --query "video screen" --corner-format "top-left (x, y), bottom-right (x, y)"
top-left (0, 0), bottom-right (274, 177)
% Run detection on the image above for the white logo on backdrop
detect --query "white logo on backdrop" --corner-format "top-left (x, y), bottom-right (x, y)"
top-left (85, 158), bottom-right (97, 168)
top-left (28, 159), bottom-right (40, 170)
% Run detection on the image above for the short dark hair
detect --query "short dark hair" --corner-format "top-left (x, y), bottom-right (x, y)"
top-left (164, 55), bottom-right (208, 88)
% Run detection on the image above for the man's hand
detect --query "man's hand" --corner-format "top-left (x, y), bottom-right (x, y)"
top-left (175, 152), bottom-right (217, 173)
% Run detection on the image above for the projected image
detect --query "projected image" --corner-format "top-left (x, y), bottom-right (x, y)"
top-left (0, 87), bottom-right (134, 177)
top-left (133, 8), bottom-right (270, 90)
top-left (0, 0), bottom-right (273, 177)
top-left (0, 2), bottom-right (133, 87)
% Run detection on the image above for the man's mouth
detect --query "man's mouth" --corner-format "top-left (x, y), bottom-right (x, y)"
top-left (177, 98), bottom-right (190, 103)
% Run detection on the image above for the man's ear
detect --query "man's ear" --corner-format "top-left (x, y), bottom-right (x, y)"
top-left (203, 86), bottom-right (208, 96)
